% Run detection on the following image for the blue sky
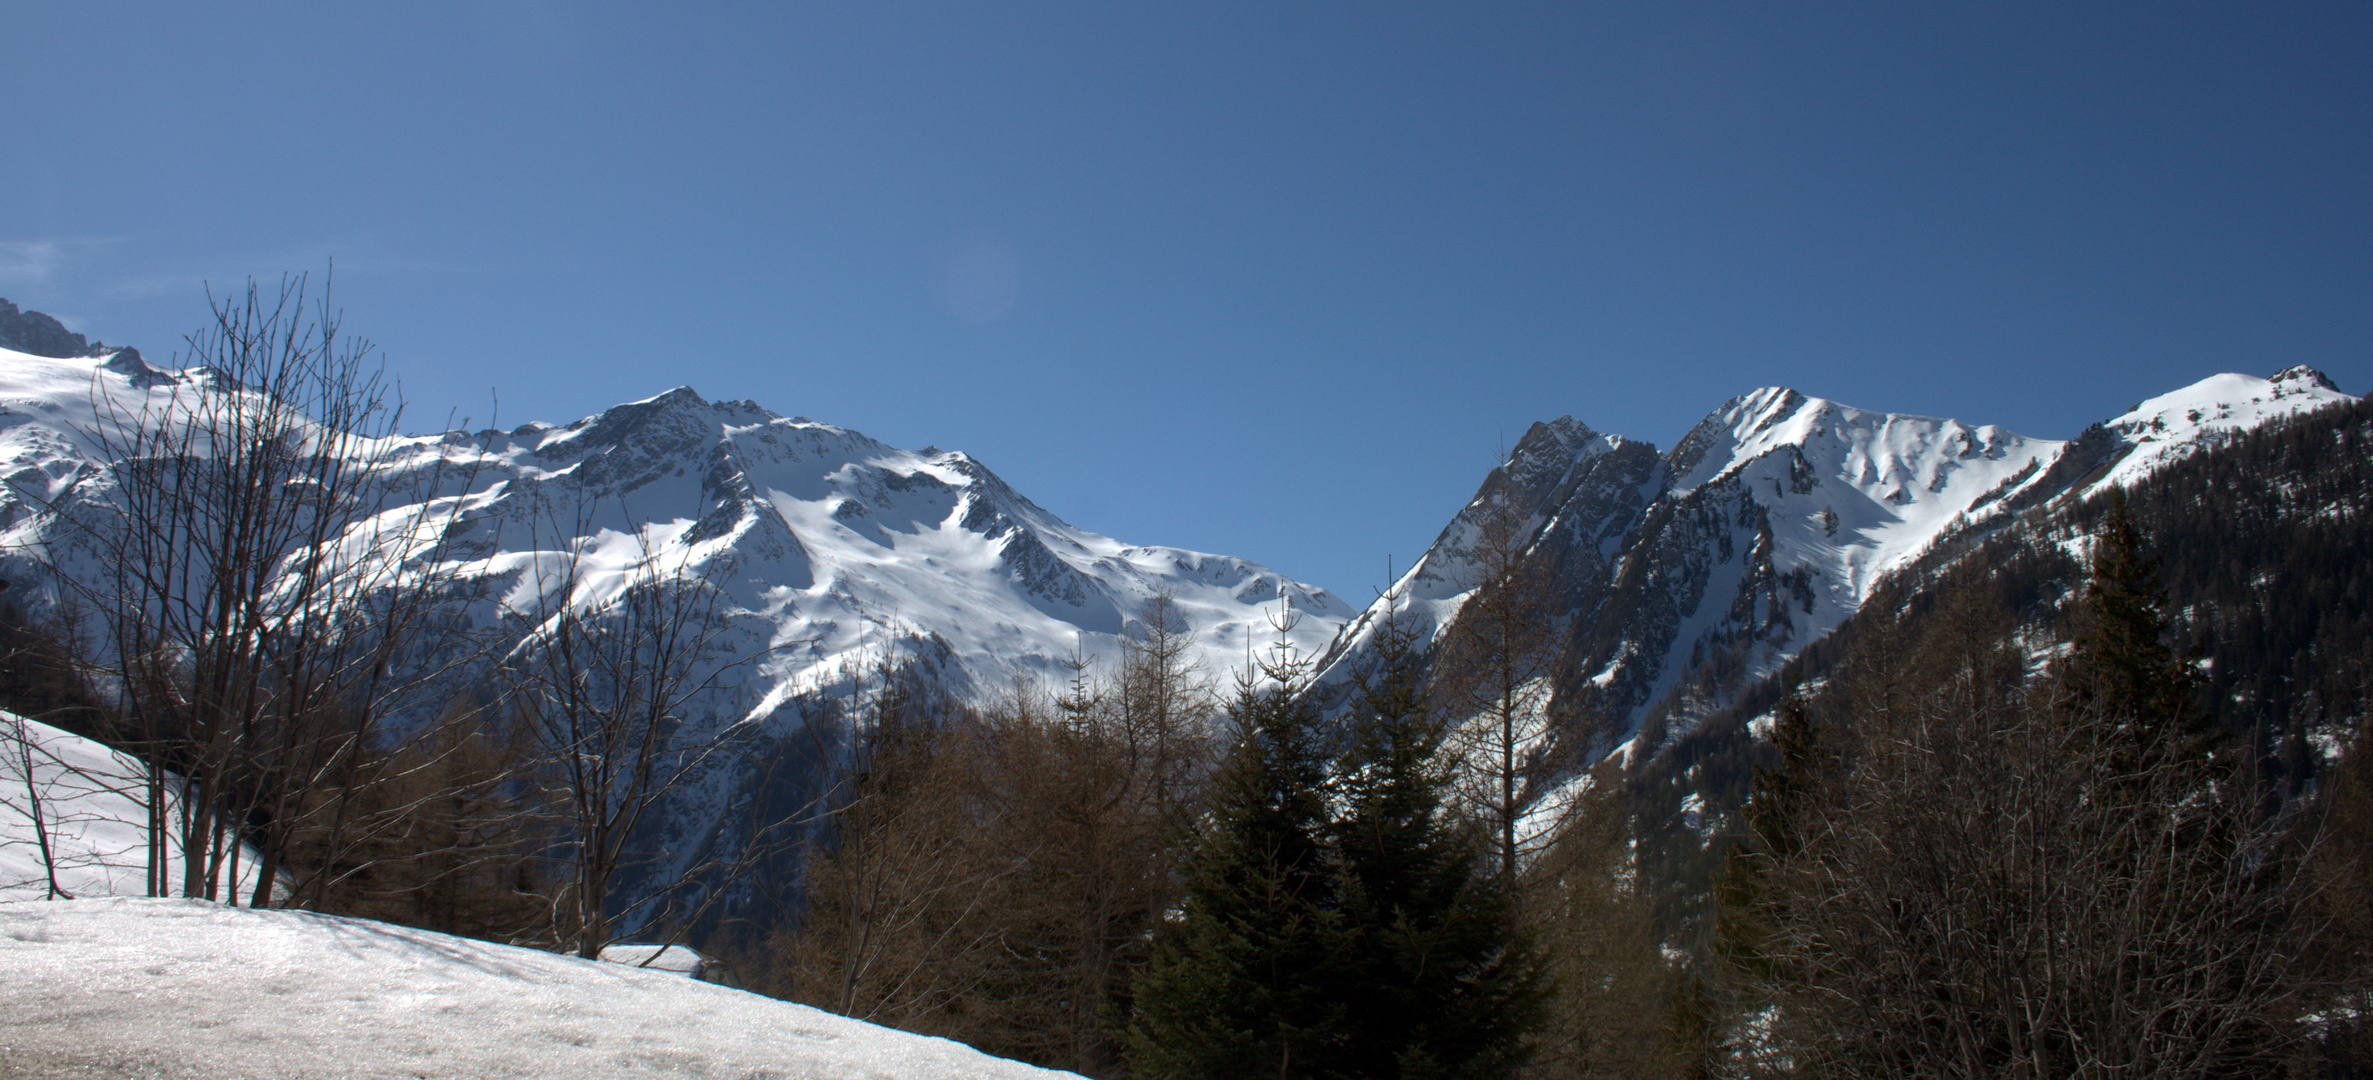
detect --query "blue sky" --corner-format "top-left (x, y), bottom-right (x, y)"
top-left (4, 2), bottom-right (2366, 599)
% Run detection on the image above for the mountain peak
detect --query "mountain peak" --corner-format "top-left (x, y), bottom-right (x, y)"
top-left (1667, 387), bottom-right (1816, 490)
top-left (2271, 365), bottom-right (2342, 394)
top-left (643, 385), bottom-right (709, 408)
top-left (96, 347), bottom-right (168, 388)
top-left (0, 299), bottom-right (103, 360)
top-left (2090, 367), bottom-right (2358, 494)
top-left (1517, 415), bottom-right (1600, 453)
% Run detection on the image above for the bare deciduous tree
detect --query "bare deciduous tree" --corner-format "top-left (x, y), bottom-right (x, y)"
top-left (1436, 476), bottom-right (1562, 897)
top-left (502, 498), bottom-right (754, 957)
top-left (4, 708), bottom-right (73, 899)
top-left (1111, 590), bottom-right (1220, 831)
top-left (1722, 592), bottom-right (2310, 1079)
top-left (20, 272), bottom-right (481, 907)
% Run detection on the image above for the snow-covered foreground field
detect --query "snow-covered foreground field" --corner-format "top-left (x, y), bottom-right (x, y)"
top-left (0, 711), bottom-right (1072, 1078)
top-left (0, 897), bottom-right (1078, 1079)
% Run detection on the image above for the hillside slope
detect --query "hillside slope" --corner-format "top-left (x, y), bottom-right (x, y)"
top-left (1628, 390), bottom-right (2373, 945)
top-left (0, 897), bottom-right (1078, 1080)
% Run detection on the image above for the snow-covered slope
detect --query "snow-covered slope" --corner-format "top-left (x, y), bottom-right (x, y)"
top-left (0, 712), bottom-right (267, 903)
top-left (0, 897), bottom-right (1078, 1079)
top-left (0, 347), bottom-right (1351, 704)
top-left (1593, 386), bottom-right (2065, 726)
top-left (0, 705), bottom-right (1071, 1079)
top-left (1315, 368), bottom-right (2357, 772)
top-left (2090, 366), bottom-right (2352, 493)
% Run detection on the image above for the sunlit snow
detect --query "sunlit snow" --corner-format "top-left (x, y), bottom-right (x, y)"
top-left (0, 712), bottom-right (266, 903)
top-left (0, 898), bottom-right (1078, 1080)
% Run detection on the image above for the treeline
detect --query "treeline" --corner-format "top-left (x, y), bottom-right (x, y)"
top-left (1623, 395), bottom-right (2373, 1076)
top-left (713, 464), bottom-right (1691, 1078)
top-left (1680, 494), bottom-right (2357, 1075)
top-left (731, 586), bottom-right (1676, 1078)
top-left (753, 596), bottom-right (1212, 1074)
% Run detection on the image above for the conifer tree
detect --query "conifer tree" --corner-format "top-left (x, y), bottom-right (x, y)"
top-left (1713, 692), bottom-right (1816, 988)
top-left (1333, 607), bottom-right (1548, 1080)
top-left (1696, 690), bottom-right (1820, 1073)
top-left (1118, 650), bottom-right (1347, 1080)
top-left (2061, 489), bottom-right (2210, 766)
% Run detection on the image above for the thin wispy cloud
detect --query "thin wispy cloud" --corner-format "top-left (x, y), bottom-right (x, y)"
top-left (99, 271), bottom-right (205, 303)
top-left (0, 241), bottom-right (67, 287)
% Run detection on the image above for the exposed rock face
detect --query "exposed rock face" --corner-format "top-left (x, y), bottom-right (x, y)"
top-left (1316, 371), bottom-right (2357, 777)
top-left (0, 299), bottom-right (154, 382)
top-left (0, 299), bottom-right (98, 359)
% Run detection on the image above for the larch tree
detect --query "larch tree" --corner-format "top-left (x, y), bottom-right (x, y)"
top-left (773, 595), bottom-right (1218, 1078)
top-left (1527, 758), bottom-right (1683, 1080)
top-left (1434, 474), bottom-right (1561, 899)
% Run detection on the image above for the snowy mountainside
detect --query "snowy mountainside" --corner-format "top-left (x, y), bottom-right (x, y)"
top-left (2089, 365), bottom-right (2351, 493)
top-left (1315, 368), bottom-right (2356, 775)
top-left (1591, 387), bottom-right (2064, 729)
top-left (0, 346), bottom-right (1352, 711)
top-left (0, 336), bottom-right (1353, 914)
top-left (430, 382), bottom-right (1353, 704)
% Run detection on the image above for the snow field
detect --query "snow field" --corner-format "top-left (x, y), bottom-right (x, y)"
top-left (0, 897), bottom-right (1080, 1080)
top-left (0, 715), bottom-right (1076, 1079)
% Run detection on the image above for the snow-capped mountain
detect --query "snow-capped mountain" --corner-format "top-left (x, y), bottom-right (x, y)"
top-left (0, 314), bottom-right (1355, 908)
top-left (431, 383), bottom-right (1355, 704)
top-left (0, 348), bottom-right (1351, 713)
top-left (1314, 366), bottom-right (2356, 767)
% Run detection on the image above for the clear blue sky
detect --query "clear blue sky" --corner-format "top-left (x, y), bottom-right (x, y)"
top-left (5, 2), bottom-right (2367, 599)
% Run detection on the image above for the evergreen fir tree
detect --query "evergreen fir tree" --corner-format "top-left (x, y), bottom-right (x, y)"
top-left (1713, 691), bottom-right (1816, 986)
top-left (2062, 489), bottom-right (2211, 768)
top-left (1700, 691), bottom-right (1819, 1070)
top-left (1118, 650), bottom-right (1348, 1080)
top-left (1332, 608), bottom-right (1548, 1080)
